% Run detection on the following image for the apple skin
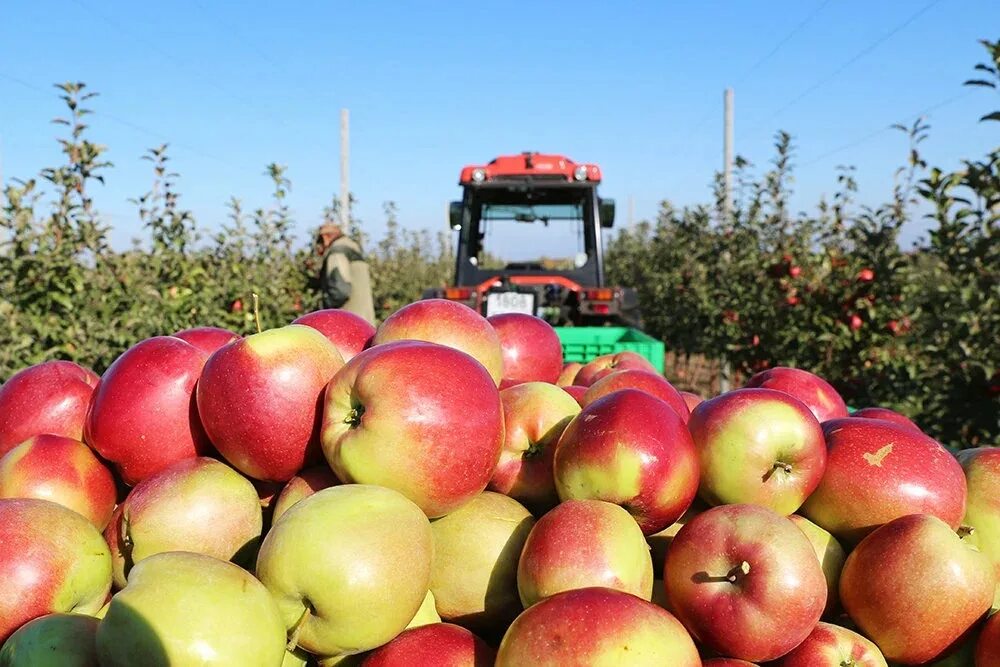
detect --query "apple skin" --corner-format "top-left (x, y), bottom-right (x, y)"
top-left (104, 456), bottom-right (262, 588)
top-left (956, 447), bottom-right (1000, 611)
top-left (557, 362), bottom-right (583, 387)
top-left (788, 514), bottom-right (846, 617)
top-left (688, 388), bottom-right (826, 515)
top-left (0, 613), bottom-right (100, 667)
top-left (96, 551), bottom-right (286, 667)
top-left (572, 351), bottom-right (657, 387)
top-left (85, 336), bottom-right (212, 486)
top-left (488, 313), bottom-right (564, 388)
top-left (0, 434), bottom-right (116, 530)
top-left (406, 591), bottom-right (441, 629)
top-left (0, 498), bottom-right (111, 643)
top-left (255, 484), bottom-right (433, 658)
top-left (664, 503), bottom-right (827, 662)
top-left (321, 341), bottom-right (504, 518)
top-left (488, 382), bottom-right (580, 513)
top-left (518, 498), bottom-right (654, 607)
top-left (0, 360), bottom-right (98, 457)
top-left (680, 391), bottom-right (704, 411)
top-left (171, 326), bottom-right (240, 356)
top-left (581, 369), bottom-right (690, 423)
top-left (372, 298), bottom-right (504, 386)
top-left (197, 324), bottom-right (345, 482)
top-left (495, 587), bottom-right (701, 666)
top-left (774, 622), bottom-right (887, 666)
top-left (977, 611), bottom-right (1000, 667)
top-left (800, 418), bottom-right (967, 544)
top-left (554, 388), bottom-right (700, 535)
top-left (562, 384), bottom-right (587, 406)
top-left (839, 513), bottom-right (994, 665)
top-left (703, 661), bottom-right (758, 667)
top-left (361, 623), bottom-right (496, 667)
top-left (272, 465), bottom-right (341, 524)
top-left (850, 406), bottom-right (922, 433)
top-left (293, 309), bottom-right (377, 362)
top-left (745, 366), bottom-right (849, 423)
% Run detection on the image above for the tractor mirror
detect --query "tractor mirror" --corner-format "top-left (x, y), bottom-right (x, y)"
top-left (449, 201), bottom-right (463, 230)
top-left (599, 198), bottom-right (615, 228)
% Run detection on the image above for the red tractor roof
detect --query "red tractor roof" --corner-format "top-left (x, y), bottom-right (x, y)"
top-left (459, 152), bottom-right (602, 185)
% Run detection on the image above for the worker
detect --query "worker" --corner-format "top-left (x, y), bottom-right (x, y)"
top-left (314, 222), bottom-right (376, 324)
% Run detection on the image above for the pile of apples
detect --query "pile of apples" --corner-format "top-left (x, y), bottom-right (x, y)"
top-left (0, 298), bottom-right (997, 667)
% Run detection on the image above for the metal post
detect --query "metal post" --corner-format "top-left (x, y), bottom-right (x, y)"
top-left (720, 88), bottom-right (735, 393)
top-left (628, 195), bottom-right (634, 226)
top-left (339, 109), bottom-right (350, 228)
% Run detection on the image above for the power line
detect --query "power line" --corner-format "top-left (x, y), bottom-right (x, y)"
top-left (733, 0), bottom-right (834, 86)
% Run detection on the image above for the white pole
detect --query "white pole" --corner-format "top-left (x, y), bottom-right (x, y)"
top-left (720, 88), bottom-right (735, 393)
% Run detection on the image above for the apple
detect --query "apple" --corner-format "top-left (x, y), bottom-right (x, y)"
top-left (850, 406), bottom-right (921, 433)
top-left (293, 308), bottom-right (377, 362)
top-left (96, 551), bottom-right (286, 666)
top-left (703, 661), bottom-right (758, 667)
top-left (406, 591), bottom-right (441, 629)
top-left (104, 456), bottom-right (262, 588)
top-left (85, 336), bottom-right (211, 485)
top-left (553, 388), bottom-right (700, 535)
top-left (572, 351), bottom-right (656, 387)
top-left (0, 360), bottom-right (98, 457)
top-left (647, 501), bottom-right (705, 576)
top-left (321, 341), bottom-right (504, 518)
top-left (0, 613), bottom-right (100, 667)
top-left (562, 384), bottom-right (586, 406)
top-left (800, 418), bottom-right (967, 544)
top-left (495, 587), bottom-right (701, 666)
top-left (171, 325), bottom-right (240, 355)
top-left (745, 366), bottom-right (848, 422)
top-left (0, 498), bottom-right (111, 643)
top-left (283, 648), bottom-right (311, 667)
top-left (688, 388), bottom-right (826, 515)
top-left (773, 622), bottom-right (886, 666)
top-left (664, 503), bottom-right (827, 662)
top-left (0, 434), bottom-right (116, 530)
top-left (197, 324), bottom-right (345, 482)
top-left (788, 515), bottom-right (846, 617)
top-left (487, 313), bottom-right (564, 388)
top-left (255, 484), bottom-right (433, 658)
top-left (429, 491), bottom-right (534, 638)
top-left (488, 382), bottom-right (580, 513)
top-left (272, 465), bottom-right (341, 524)
top-left (371, 298), bottom-right (504, 386)
top-left (956, 447), bottom-right (1000, 610)
top-left (581, 369), bottom-right (690, 422)
top-left (556, 362), bottom-right (583, 387)
top-left (517, 498), bottom-right (654, 607)
top-left (361, 623), bottom-right (496, 667)
top-left (680, 391), bottom-right (704, 411)
top-left (977, 611), bottom-right (1000, 667)
top-left (253, 478), bottom-right (283, 529)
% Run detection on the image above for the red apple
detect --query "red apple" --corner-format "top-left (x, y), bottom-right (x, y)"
top-left (957, 447), bottom-right (1000, 611)
top-left (488, 313), bottom-right (564, 388)
top-left (800, 418), bottom-right (967, 544)
top-left (572, 351), bottom-right (656, 387)
top-left (562, 384), bottom-right (586, 406)
top-left (361, 623), bottom-right (496, 667)
top-left (687, 388), bottom-right (826, 515)
top-left (293, 309), bottom-right (376, 362)
top-left (556, 362), bottom-right (583, 387)
top-left (553, 389), bottom-right (700, 535)
top-left (850, 406), bottom-right (921, 433)
top-left (745, 366), bottom-right (848, 422)
top-left (372, 298), bottom-right (504, 386)
top-left (321, 341), bottom-right (504, 518)
top-left (774, 622), bottom-right (886, 666)
top-left (0, 360), bottom-right (98, 456)
top-left (85, 336), bottom-right (211, 486)
top-left (0, 434), bottom-right (116, 530)
top-left (271, 465), bottom-right (340, 524)
top-left (839, 513), bottom-right (994, 664)
top-left (977, 612), bottom-right (1000, 667)
top-left (664, 503), bottom-right (827, 662)
top-left (171, 326), bottom-right (240, 356)
top-left (197, 324), bottom-right (345, 482)
top-left (581, 369), bottom-right (690, 423)
top-left (488, 382), bottom-right (580, 513)
top-left (680, 391), bottom-right (704, 411)
top-left (703, 661), bottom-right (758, 667)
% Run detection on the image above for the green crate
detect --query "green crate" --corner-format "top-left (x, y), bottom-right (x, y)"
top-left (554, 327), bottom-right (665, 375)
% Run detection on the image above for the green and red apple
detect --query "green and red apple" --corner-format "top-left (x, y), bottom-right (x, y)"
top-left (488, 313), bottom-right (564, 388)
top-left (572, 351), bottom-right (656, 387)
top-left (271, 465), bottom-right (340, 524)
top-left (745, 366), bottom-right (848, 422)
top-left (957, 446), bottom-right (1000, 611)
top-left (773, 622), bottom-right (886, 666)
top-left (361, 623), bottom-right (496, 667)
top-left (581, 369), bottom-right (690, 422)
top-left (0, 613), bottom-right (100, 667)
top-left (293, 309), bottom-right (376, 362)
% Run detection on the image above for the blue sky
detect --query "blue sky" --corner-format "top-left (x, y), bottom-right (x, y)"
top-left (1, 0), bottom-right (998, 252)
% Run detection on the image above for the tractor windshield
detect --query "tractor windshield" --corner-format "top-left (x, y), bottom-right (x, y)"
top-left (478, 201), bottom-right (587, 270)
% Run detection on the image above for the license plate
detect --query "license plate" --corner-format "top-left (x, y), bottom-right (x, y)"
top-left (485, 292), bottom-right (535, 317)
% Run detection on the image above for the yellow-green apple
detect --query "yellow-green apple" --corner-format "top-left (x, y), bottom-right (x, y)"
top-left (321, 341), bottom-right (504, 518)
top-left (488, 382), bottom-right (580, 512)
top-left (293, 309), bottom-right (376, 362)
top-left (253, 478), bottom-right (283, 529)
top-left (96, 551), bottom-right (286, 666)
top-left (0, 434), bottom-right (116, 530)
top-left (406, 591), bottom-right (441, 629)
top-left (680, 391), bottom-right (704, 411)
top-left (360, 623), bottom-right (496, 667)
top-left (283, 648), bottom-right (311, 667)
top-left (487, 313), bottom-right (564, 388)
top-left (553, 389), bottom-right (700, 535)
top-left (801, 418), bottom-right (967, 544)
top-left (272, 465), bottom-right (340, 524)
top-left (581, 369), bottom-right (690, 422)
top-left (104, 456), bottom-right (262, 588)
top-left (429, 491), bottom-right (534, 638)
top-left (688, 388), bottom-right (826, 515)
top-left (0, 498), bottom-right (111, 643)
top-left (0, 361), bottom-right (99, 457)
top-left (789, 514), bottom-right (846, 617)
top-left (956, 447), bottom-right (1000, 611)
top-left (703, 661), bottom-right (758, 666)
top-left (171, 325), bottom-right (240, 356)
top-left (840, 514), bottom-right (994, 664)
top-left (850, 406), bottom-right (921, 433)
top-left (495, 587), bottom-right (700, 666)
top-left (572, 351), bottom-right (656, 387)
top-left (517, 498), bottom-right (653, 607)
top-left (255, 484), bottom-right (433, 658)
top-left (197, 324), bottom-right (345, 482)
top-left (372, 298), bottom-right (504, 386)
top-left (0, 613), bottom-right (99, 667)
top-left (85, 336), bottom-right (211, 485)
top-left (745, 366), bottom-right (848, 422)
top-left (648, 500), bottom-right (706, 575)
top-left (562, 384), bottom-right (586, 406)
top-left (774, 622), bottom-right (887, 666)
top-left (977, 611), bottom-right (1000, 666)
top-left (663, 503), bottom-right (827, 662)
top-left (557, 362), bottom-right (583, 387)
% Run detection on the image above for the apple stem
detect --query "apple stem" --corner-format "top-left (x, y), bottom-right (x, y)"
top-left (252, 292), bottom-right (262, 334)
top-left (958, 525), bottom-right (975, 539)
top-left (287, 605), bottom-right (311, 652)
top-left (343, 404), bottom-right (365, 428)
top-left (773, 461), bottom-right (793, 474)
top-left (726, 561), bottom-right (751, 583)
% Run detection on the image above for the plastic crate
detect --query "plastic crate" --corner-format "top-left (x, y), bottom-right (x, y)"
top-left (554, 327), bottom-right (665, 375)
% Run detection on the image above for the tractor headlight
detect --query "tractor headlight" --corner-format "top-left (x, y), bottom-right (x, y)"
top-left (573, 165), bottom-right (588, 181)
top-left (472, 168), bottom-right (487, 183)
